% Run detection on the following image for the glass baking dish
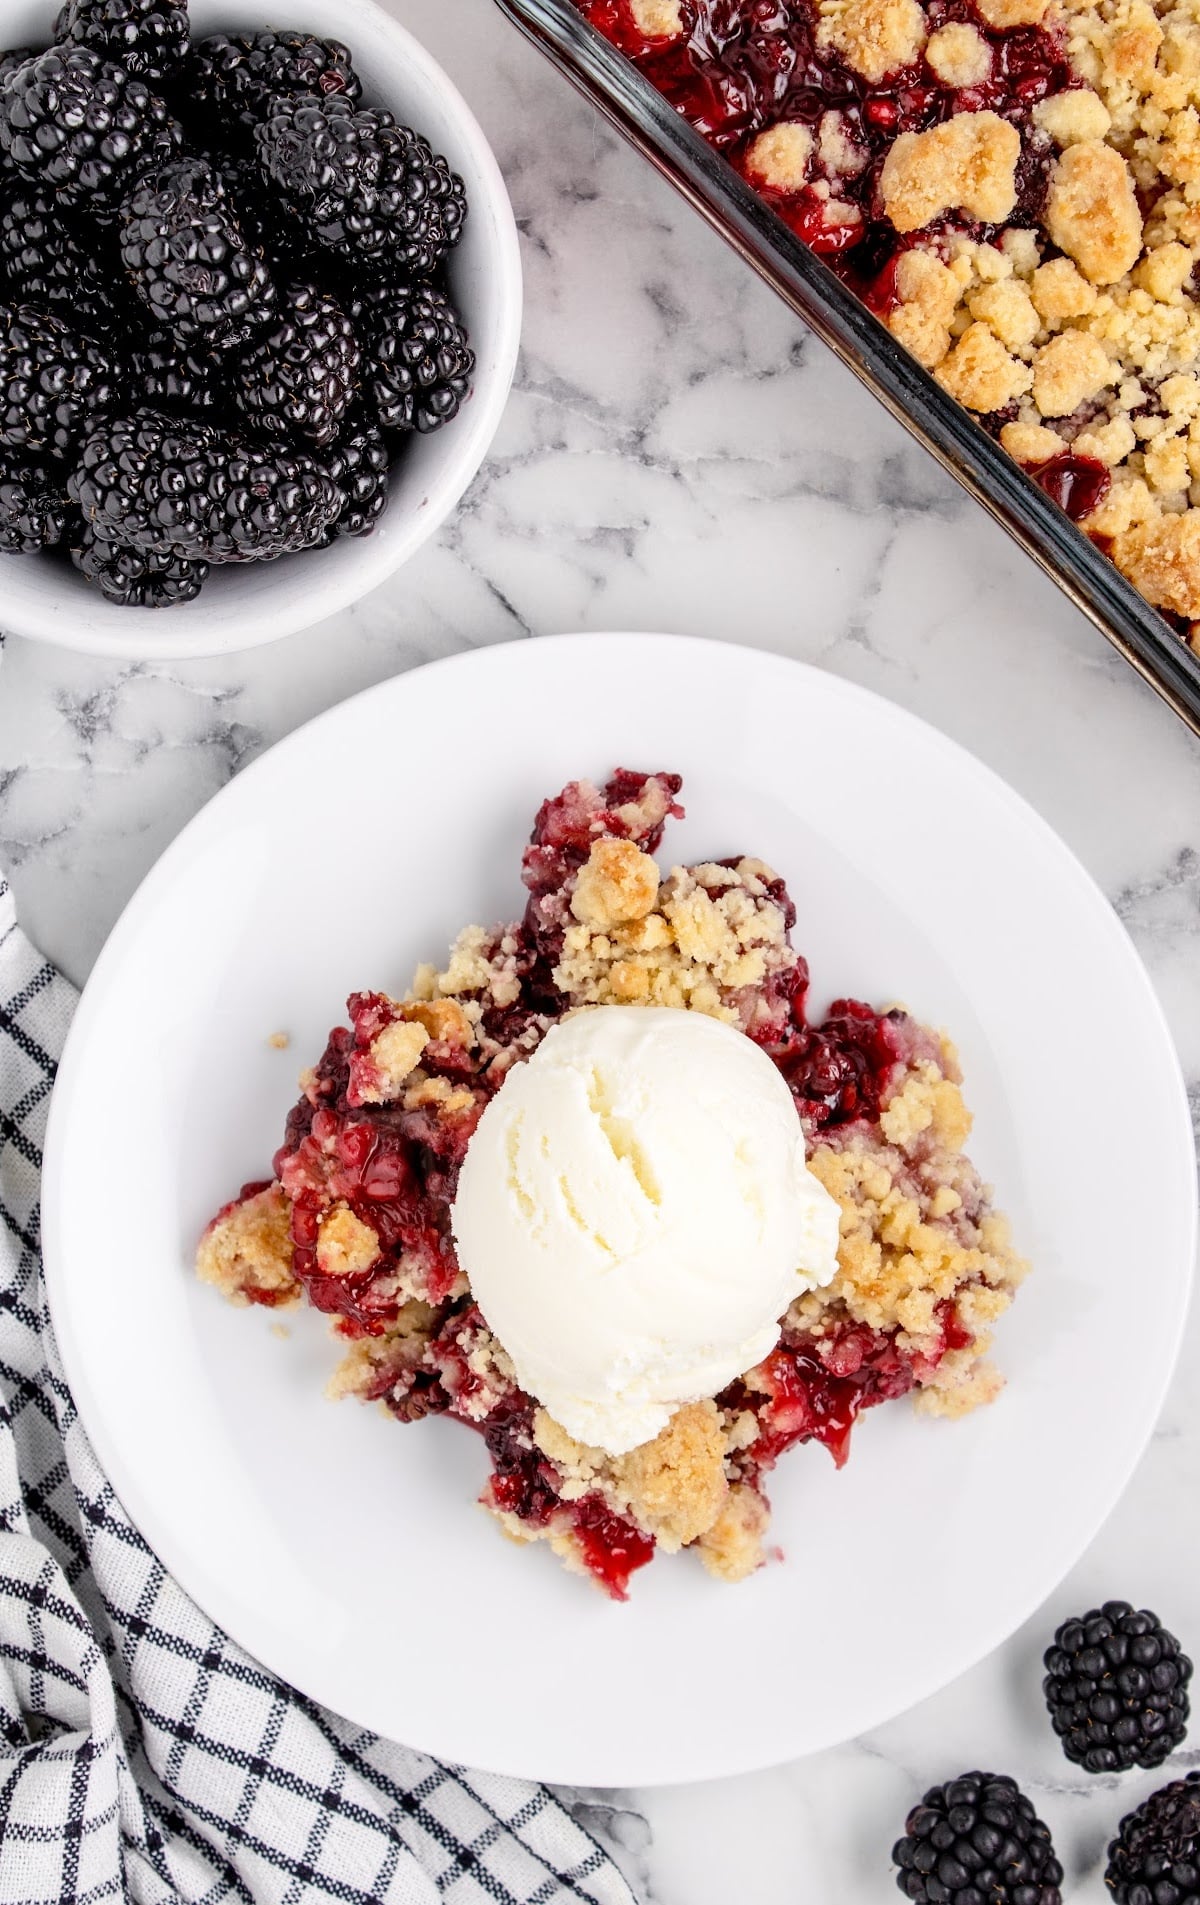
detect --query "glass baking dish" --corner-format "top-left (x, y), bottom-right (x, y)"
top-left (492, 0), bottom-right (1200, 737)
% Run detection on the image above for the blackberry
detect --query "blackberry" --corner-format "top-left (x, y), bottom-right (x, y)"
top-left (118, 157), bottom-right (275, 350)
top-left (254, 95), bottom-right (467, 270)
top-left (231, 282), bottom-right (360, 446)
top-left (0, 46), bottom-right (182, 210)
top-left (69, 411), bottom-right (341, 562)
top-left (353, 283), bottom-right (474, 433)
top-left (69, 518), bottom-right (208, 604)
top-left (1044, 1602), bottom-right (1192, 1772)
top-left (0, 185), bottom-right (120, 330)
top-left (0, 304), bottom-right (115, 460)
top-left (0, 450), bottom-right (68, 553)
top-left (53, 0), bottom-right (189, 85)
top-left (1106, 1772), bottom-right (1200, 1904)
top-left (893, 1772), bottom-right (1063, 1905)
top-left (191, 32), bottom-right (361, 141)
top-left (321, 420), bottom-right (389, 539)
top-left (128, 327), bottom-right (221, 411)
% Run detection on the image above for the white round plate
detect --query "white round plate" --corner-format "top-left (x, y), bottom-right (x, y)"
top-left (42, 634), bottom-right (1197, 1787)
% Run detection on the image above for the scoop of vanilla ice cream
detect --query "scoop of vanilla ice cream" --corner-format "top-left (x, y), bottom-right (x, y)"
top-left (451, 1006), bottom-right (841, 1455)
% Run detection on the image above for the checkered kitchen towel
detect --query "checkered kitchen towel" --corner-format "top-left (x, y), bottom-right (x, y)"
top-left (0, 878), bottom-right (635, 1905)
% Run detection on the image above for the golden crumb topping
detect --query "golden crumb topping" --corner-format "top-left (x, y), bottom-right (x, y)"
top-left (976, 0), bottom-right (1052, 22)
top-left (1045, 140), bottom-right (1144, 282)
top-left (630, 0), bottom-right (684, 34)
top-left (535, 1399), bottom-right (730, 1550)
top-left (1032, 327), bottom-right (1117, 413)
top-left (697, 1486), bottom-right (770, 1582)
top-left (196, 1184), bottom-right (298, 1308)
top-left (571, 837), bottom-right (661, 930)
top-left (1113, 507), bottom-right (1200, 611)
top-left (360, 1018), bottom-right (428, 1102)
top-left (817, 0), bottom-right (927, 80)
top-left (926, 21), bottom-right (994, 84)
top-left (880, 112), bottom-right (1021, 232)
top-left (316, 1205), bottom-right (381, 1279)
top-left (746, 122), bottom-right (814, 189)
top-left (936, 321), bottom-right (1033, 411)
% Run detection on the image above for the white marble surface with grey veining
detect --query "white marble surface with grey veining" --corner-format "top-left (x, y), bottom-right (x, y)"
top-left (1, 1), bottom-right (1199, 1897)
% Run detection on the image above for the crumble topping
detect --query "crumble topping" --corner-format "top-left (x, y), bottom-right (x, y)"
top-left (197, 1183), bottom-right (299, 1308)
top-left (570, 837), bottom-right (660, 928)
top-left (746, 122), bottom-right (814, 190)
top-left (1045, 141), bottom-right (1144, 283)
top-left (316, 1205), bottom-right (381, 1280)
top-left (925, 21), bottom-right (994, 84)
top-left (535, 1400), bottom-right (730, 1549)
top-left (697, 1485), bottom-right (772, 1582)
top-left (937, 321), bottom-right (1033, 411)
top-left (879, 113), bottom-right (1021, 232)
top-left (817, 0), bottom-right (928, 81)
top-left (359, 1019), bottom-right (428, 1102)
top-left (630, 0), bottom-right (684, 34)
top-left (555, 856), bottom-right (794, 1026)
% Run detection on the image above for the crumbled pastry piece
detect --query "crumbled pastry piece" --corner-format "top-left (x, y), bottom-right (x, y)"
top-left (535, 1401), bottom-right (730, 1551)
top-left (359, 1018), bottom-right (428, 1101)
top-left (888, 250), bottom-right (964, 368)
top-left (926, 22), bottom-right (993, 86)
top-left (404, 998), bottom-right (473, 1046)
top-left (1001, 419), bottom-right (1069, 462)
top-left (1045, 141), bottom-right (1143, 284)
top-left (630, 0), bottom-right (684, 34)
top-left (1032, 329), bottom-right (1116, 415)
top-left (745, 122), bottom-right (813, 191)
top-left (1030, 257), bottom-right (1099, 322)
top-left (818, 109), bottom-right (868, 177)
top-left (1113, 507), bottom-right (1200, 613)
top-left (794, 1052), bottom-right (1027, 1401)
top-left (196, 1183), bottom-right (298, 1307)
top-left (975, 0), bottom-right (1051, 23)
top-left (969, 278), bottom-right (1041, 350)
top-left (556, 855), bottom-right (793, 1027)
top-left (571, 837), bottom-right (660, 929)
top-left (316, 1205), bottom-right (381, 1279)
top-left (913, 1359), bottom-right (1006, 1417)
top-left (267, 1030), bottom-right (290, 1050)
top-left (1034, 88), bottom-right (1113, 144)
top-left (326, 1301), bottom-right (437, 1404)
top-left (1143, 428), bottom-right (1190, 490)
top-left (1073, 412), bottom-right (1138, 463)
top-left (421, 922), bottom-right (524, 1011)
top-left (936, 322), bottom-right (1032, 412)
top-left (880, 112), bottom-right (1021, 234)
top-left (817, 0), bottom-right (927, 83)
top-left (697, 1485), bottom-right (771, 1583)
top-left (1133, 241), bottom-right (1194, 300)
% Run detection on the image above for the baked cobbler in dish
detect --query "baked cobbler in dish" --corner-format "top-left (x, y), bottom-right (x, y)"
top-left (577, 0), bottom-right (1200, 650)
top-left (199, 770), bottom-right (1026, 1599)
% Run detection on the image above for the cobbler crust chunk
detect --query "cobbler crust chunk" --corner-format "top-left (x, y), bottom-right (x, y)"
top-left (199, 770), bottom-right (1027, 1601)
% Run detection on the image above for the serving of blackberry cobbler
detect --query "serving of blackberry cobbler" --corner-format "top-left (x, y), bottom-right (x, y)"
top-left (575, 0), bottom-right (1200, 650)
top-left (198, 768), bottom-right (1027, 1601)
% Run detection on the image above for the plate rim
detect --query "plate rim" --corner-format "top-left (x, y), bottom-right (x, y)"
top-left (41, 632), bottom-right (1199, 1785)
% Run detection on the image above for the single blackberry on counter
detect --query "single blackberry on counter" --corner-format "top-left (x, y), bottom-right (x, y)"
top-left (321, 419), bottom-right (389, 539)
top-left (128, 327), bottom-right (221, 411)
top-left (1044, 1602), bottom-right (1191, 1772)
top-left (0, 46), bottom-right (182, 209)
top-left (0, 304), bottom-right (115, 460)
top-left (1106, 1772), bottom-right (1200, 1904)
top-left (190, 32), bottom-right (360, 140)
top-left (118, 157), bottom-right (275, 350)
top-left (254, 95), bottom-right (467, 270)
top-left (231, 282), bottom-right (360, 446)
top-left (69, 518), bottom-right (208, 604)
top-left (0, 185), bottom-right (119, 330)
top-left (54, 0), bottom-right (189, 85)
top-left (353, 282), bottom-right (474, 433)
top-left (69, 410), bottom-right (341, 562)
top-left (893, 1772), bottom-right (1063, 1904)
top-left (0, 450), bottom-right (67, 553)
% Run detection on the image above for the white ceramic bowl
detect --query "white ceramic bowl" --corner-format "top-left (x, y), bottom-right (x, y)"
top-left (1, 0), bottom-right (522, 658)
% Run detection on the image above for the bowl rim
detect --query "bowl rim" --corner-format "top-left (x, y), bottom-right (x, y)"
top-left (2, 0), bottom-right (523, 661)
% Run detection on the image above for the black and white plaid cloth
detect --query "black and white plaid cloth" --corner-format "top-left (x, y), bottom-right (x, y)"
top-left (0, 877), bottom-right (635, 1905)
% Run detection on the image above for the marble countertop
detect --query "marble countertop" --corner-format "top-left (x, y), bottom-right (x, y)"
top-left (1, 0), bottom-right (1199, 1897)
